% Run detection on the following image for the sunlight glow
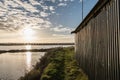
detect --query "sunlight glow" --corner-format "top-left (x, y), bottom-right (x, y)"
top-left (26, 52), bottom-right (32, 72)
top-left (25, 45), bottom-right (32, 50)
top-left (23, 28), bottom-right (34, 36)
top-left (22, 27), bottom-right (35, 42)
top-left (23, 28), bottom-right (34, 41)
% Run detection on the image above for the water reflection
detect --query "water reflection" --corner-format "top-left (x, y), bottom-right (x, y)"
top-left (25, 45), bottom-right (31, 50)
top-left (25, 45), bottom-right (32, 72)
top-left (0, 45), bottom-right (45, 80)
top-left (26, 52), bottom-right (32, 72)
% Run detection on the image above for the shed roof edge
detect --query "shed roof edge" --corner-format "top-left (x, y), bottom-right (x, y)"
top-left (71, 0), bottom-right (110, 34)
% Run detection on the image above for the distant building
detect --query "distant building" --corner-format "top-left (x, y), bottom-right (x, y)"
top-left (72, 0), bottom-right (120, 80)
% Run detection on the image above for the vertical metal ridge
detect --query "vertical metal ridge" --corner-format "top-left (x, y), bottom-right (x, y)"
top-left (75, 0), bottom-right (119, 80)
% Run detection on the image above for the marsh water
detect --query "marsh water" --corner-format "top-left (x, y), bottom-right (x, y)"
top-left (0, 45), bottom-right (73, 80)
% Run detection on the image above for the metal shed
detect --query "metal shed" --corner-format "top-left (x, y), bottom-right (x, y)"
top-left (72, 0), bottom-right (120, 80)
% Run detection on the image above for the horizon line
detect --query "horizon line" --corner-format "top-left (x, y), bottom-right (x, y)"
top-left (0, 42), bottom-right (75, 46)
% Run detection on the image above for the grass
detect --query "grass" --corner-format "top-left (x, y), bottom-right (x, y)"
top-left (19, 47), bottom-right (88, 80)
top-left (64, 47), bottom-right (88, 80)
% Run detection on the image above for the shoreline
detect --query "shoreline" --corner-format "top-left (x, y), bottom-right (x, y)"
top-left (0, 48), bottom-right (51, 54)
top-left (0, 43), bottom-right (74, 46)
top-left (19, 47), bottom-right (88, 80)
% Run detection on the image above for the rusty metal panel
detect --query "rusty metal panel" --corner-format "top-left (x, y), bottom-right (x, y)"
top-left (75, 0), bottom-right (120, 80)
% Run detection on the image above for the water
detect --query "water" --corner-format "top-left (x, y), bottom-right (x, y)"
top-left (0, 45), bottom-right (71, 50)
top-left (0, 52), bottom-right (45, 80)
top-left (0, 45), bottom-right (73, 80)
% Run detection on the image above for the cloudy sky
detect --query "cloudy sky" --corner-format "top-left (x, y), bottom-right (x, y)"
top-left (0, 0), bottom-right (98, 43)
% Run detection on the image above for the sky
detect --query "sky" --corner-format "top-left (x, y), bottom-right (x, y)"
top-left (0, 0), bottom-right (98, 43)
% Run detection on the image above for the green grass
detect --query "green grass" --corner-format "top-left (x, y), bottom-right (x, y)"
top-left (63, 47), bottom-right (88, 80)
top-left (40, 48), bottom-right (65, 80)
top-left (19, 47), bottom-right (88, 80)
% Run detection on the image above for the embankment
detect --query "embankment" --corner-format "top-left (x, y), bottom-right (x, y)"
top-left (0, 49), bottom-right (51, 54)
top-left (19, 47), bottom-right (88, 80)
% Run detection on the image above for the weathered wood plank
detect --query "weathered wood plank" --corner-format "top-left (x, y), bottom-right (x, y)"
top-left (74, 0), bottom-right (120, 80)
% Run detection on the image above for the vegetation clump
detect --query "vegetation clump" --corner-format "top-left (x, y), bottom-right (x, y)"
top-left (19, 47), bottom-right (88, 80)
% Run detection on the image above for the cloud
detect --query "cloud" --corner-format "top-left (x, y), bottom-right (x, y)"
top-left (29, 0), bottom-right (41, 5)
top-left (49, 6), bottom-right (55, 11)
top-left (79, 0), bottom-right (83, 2)
top-left (53, 34), bottom-right (67, 37)
top-left (0, 0), bottom-right (77, 43)
top-left (0, 21), bottom-right (19, 31)
top-left (59, 0), bottom-right (75, 2)
top-left (58, 3), bottom-right (67, 7)
top-left (0, 0), bottom-right (75, 32)
top-left (52, 34), bottom-right (74, 40)
top-left (51, 25), bottom-right (73, 33)
top-left (70, 0), bottom-right (74, 2)
top-left (14, 0), bottom-right (39, 13)
top-left (59, 0), bottom-right (63, 2)
top-left (52, 27), bottom-right (70, 32)
top-left (51, 0), bottom-right (56, 3)
top-left (40, 11), bottom-right (50, 17)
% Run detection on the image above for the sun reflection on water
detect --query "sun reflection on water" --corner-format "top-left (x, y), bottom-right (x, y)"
top-left (25, 45), bottom-right (32, 72)
top-left (25, 45), bottom-right (32, 50)
top-left (26, 52), bottom-right (32, 72)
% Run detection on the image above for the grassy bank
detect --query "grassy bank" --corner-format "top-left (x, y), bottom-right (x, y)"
top-left (19, 47), bottom-right (88, 80)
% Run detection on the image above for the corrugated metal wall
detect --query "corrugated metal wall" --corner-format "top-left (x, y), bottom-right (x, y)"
top-left (75, 0), bottom-right (120, 80)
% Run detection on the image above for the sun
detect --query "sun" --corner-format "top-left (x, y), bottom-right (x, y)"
top-left (22, 28), bottom-right (35, 42)
top-left (23, 28), bottom-right (34, 36)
